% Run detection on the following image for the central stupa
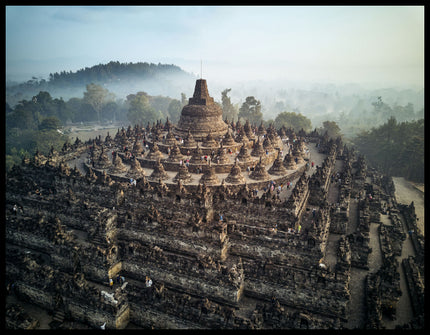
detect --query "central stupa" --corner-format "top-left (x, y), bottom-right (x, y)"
top-left (173, 79), bottom-right (228, 141)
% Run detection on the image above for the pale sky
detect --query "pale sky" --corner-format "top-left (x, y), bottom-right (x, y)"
top-left (6, 6), bottom-right (424, 88)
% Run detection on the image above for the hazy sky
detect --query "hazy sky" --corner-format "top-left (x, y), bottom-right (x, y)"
top-left (6, 6), bottom-right (424, 88)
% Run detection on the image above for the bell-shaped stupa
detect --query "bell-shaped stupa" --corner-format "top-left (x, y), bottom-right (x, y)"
top-left (174, 79), bottom-right (228, 140)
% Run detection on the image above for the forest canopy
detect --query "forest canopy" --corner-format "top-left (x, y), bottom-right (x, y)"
top-left (352, 117), bottom-right (424, 183)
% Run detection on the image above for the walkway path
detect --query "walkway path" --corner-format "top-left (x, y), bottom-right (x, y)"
top-left (381, 210), bottom-right (416, 328)
top-left (392, 177), bottom-right (424, 235)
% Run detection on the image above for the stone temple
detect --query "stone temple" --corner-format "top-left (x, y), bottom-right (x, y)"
top-left (174, 79), bottom-right (228, 140)
top-left (5, 79), bottom-right (424, 329)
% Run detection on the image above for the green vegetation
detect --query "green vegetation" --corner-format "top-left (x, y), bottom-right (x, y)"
top-left (238, 96), bottom-right (263, 125)
top-left (318, 120), bottom-right (342, 139)
top-left (274, 111), bottom-right (312, 132)
top-left (126, 92), bottom-right (162, 126)
top-left (83, 83), bottom-right (116, 123)
top-left (221, 89), bottom-right (239, 122)
top-left (352, 117), bottom-right (424, 183)
top-left (5, 86), bottom-right (185, 171)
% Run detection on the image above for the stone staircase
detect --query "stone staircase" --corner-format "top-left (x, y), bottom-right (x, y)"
top-left (51, 310), bottom-right (65, 326)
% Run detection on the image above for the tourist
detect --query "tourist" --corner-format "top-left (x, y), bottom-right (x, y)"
top-left (319, 263), bottom-right (327, 270)
top-left (311, 161), bottom-right (314, 168)
top-left (109, 278), bottom-right (114, 290)
top-left (13, 204), bottom-right (18, 215)
top-left (100, 322), bottom-right (106, 330)
top-left (146, 276), bottom-right (152, 287)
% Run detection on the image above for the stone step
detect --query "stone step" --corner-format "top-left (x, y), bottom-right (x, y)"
top-left (52, 310), bottom-right (65, 323)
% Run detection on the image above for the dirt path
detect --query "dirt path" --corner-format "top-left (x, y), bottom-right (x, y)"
top-left (392, 177), bottom-right (424, 235)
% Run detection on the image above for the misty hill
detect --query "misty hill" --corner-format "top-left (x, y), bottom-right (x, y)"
top-left (6, 61), bottom-right (197, 107)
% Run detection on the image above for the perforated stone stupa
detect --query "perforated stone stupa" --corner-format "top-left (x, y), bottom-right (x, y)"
top-left (174, 79), bottom-right (228, 140)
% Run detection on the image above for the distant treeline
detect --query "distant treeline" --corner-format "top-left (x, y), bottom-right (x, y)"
top-left (6, 61), bottom-right (195, 107)
top-left (352, 117), bottom-right (424, 183)
top-left (46, 61), bottom-right (186, 85)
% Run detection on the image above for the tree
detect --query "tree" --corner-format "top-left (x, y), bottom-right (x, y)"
top-left (39, 116), bottom-right (61, 131)
top-left (352, 118), bottom-right (424, 183)
top-left (221, 88), bottom-right (238, 122)
top-left (238, 96), bottom-right (263, 125)
top-left (83, 83), bottom-right (115, 123)
top-left (126, 92), bottom-right (161, 125)
top-left (168, 99), bottom-right (182, 124)
top-left (274, 111), bottom-right (312, 132)
top-left (321, 121), bottom-right (342, 139)
top-left (102, 101), bottom-right (119, 122)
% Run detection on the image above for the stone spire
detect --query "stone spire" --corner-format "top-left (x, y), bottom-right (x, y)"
top-left (222, 130), bottom-right (237, 147)
top-left (257, 121), bottom-right (266, 136)
top-left (262, 136), bottom-right (273, 152)
top-left (173, 163), bottom-right (192, 184)
top-left (292, 144), bottom-right (305, 164)
top-left (94, 147), bottom-right (112, 169)
top-left (236, 143), bottom-right (252, 163)
top-left (166, 143), bottom-right (184, 163)
top-left (225, 160), bottom-right (246, 184)
top-left (202, 131), bottom-right (219, 148)
top-left (183, 129), bottom-right (197, 148)
top-left (163, 129), bottom-right (178, 147)
top-left (147, 143), bottom-right (164, 161)
top-left (132, 137), bottom-right (144, 156)
top-left (125, 157), bottom-right (146, 180)
top-left (283, 150), bottom-right (297, 170)
top-left (190, 144), bottom-right (205, 165)
top-left (174, 79), bottom-right (228, 140)
top-left (150, 159), bottom-right (168, 180)
top-left (244, 120), bottom-right (254, 139)
top-left (189, 79), bottom-right (214, 105)
top-left (268, 151), bottom-right (288, 176)
top-left (251, 137), bottom-right (265, 157)
top-left (109, 153), bottom-right (127, 174)
top-left (199, 165), bottom-right (220, 185)
top-left (249, 157), bottom-right (270, 180)
top-left (235, 123), bottom-right (249, 145)
top-left (215, 144), bottom-right (230, 164)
